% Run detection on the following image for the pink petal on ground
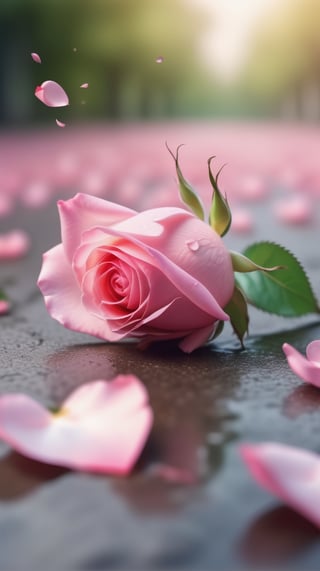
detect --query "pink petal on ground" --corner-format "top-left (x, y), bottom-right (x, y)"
top-left (273, 196), bottom-right (312, 225)
top-left (306, 340), bottom-right (320, 364)
top-left (31, 52), bottom-right (41, 64)
top-left (56, 119), bottom-right (66, 128)
top-left (35, 81), bottom-right (69, 107)
top-left (0, 230), bottom-right (30, 260)
top-left (230, 208), bottom-right (253, 233)
top-left (0, 300), bottom-right (11, 315)
top-left (0, 375), bottom-right (153, 474)
top-left (240, 442), bottom-right (320, 528)
top-left (80, 83), bottom-right (89, 88)
top-left (283, 343), bottom-right (320, 388)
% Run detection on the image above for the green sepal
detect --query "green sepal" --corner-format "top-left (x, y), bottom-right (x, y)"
top-left (224, 286), bottom-right (249, 348)
top-left (210, 319), bottom-right (225, 341)
top-left (230, 250), bottom-right (284, 273)
top-left (235, 242), bottom-right (320, 317)
top-left (166, 143), bottom-right (205, 220)
top-left (208, 156), bottom-right (232, 237)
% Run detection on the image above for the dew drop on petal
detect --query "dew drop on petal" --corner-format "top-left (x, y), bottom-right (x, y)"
top-left (155, 56), bottom-right (164, 64)
top-left (31, 52), bottom-right (41, 64)
top-left (80, 83), bottom-right (89, 89)
top-left (186, 239), bottom-right (199, 252)
top-left (56, 119), bottom-right (66, 128)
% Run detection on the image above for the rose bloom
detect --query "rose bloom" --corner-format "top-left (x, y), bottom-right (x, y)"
top-left (38, 193), bottom-right (234, 352)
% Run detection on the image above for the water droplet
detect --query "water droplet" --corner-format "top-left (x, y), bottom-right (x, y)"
top-left (186, 240), bottom-right (199, 252)
top-left (155, 56), bottom-right (164, 64)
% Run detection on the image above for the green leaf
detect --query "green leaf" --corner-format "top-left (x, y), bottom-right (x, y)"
top-left (230, 250), bottom-right (283, 273)
top-left (210, 319), bottom-right (225, 341)
top-left (235, 241), bottom-right (320, 317)
top-left (166, 143), bottom-right (205, 220)
top-left (208, 157), bottom-right (232, 237)
top-left (224, 286), bottom-right (249, 348)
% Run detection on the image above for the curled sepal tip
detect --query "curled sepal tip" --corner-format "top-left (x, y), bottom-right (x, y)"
top-left (166, 143), bottom-right (205, 221)
top-left (224, 286), bottom-right (249, 348)
top-left (230, 250), bottom-right (284, 273)
top-left (208, 156), bottom-right (232, 237)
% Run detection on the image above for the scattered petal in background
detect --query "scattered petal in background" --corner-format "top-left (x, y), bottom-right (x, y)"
top-left (55, 119), bottom-right (66, 128)
top-left (273, 195), bottom-right (312, 225)
top-left (0, 299), bottom-right (11, 315)
top-left (241, 442), bottom-right (320, 528)
top-left (0, 375), bottom-right (153, 474)
top-left (155, 56), bottom-right (164, 64)
top-left (31, 52), bottom-right (41, 64)
top-left (283, 341), bottom-right (320, 388)
top-left (230, 208), bottom-right (253, 234)
top-left (80, 83), bottom-right (89, 89)
top-left (0, 230), bottom-right (30, 260)
top-left (35, 80), bottom-right (69, 107)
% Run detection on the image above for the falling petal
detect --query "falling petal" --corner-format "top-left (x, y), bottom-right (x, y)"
top-left (155, 56), bottom-right (164, 64)
top-left (31, 52), bottom-right (41, 64)
top-left (80, 83), bottom-right (89, 89)
top-left (241, 442), bottom-right (320, 528)
top-left (56, 119), bottom-right (66, 128)
top-left (0, 230), bottom-right (30, 260)
top-left (0, 300), bottom-right (11, 315)
top-left (35, 80), bottom-right (69, 107)
top-left (0, 375), bottom-right (153, 474)
top-left (185, 239), bottom-right (199, 252)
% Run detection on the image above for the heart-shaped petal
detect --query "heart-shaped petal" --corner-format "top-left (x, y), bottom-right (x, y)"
top-left (0, 375), bottom-right (153, 474)
top-left (241, 442), bottom-right (320, 528)
top-left (35, 81), bottom-right (69, 107)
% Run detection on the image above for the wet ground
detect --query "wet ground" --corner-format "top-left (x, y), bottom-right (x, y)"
top-left (1, 123), bottom-right (320, 570)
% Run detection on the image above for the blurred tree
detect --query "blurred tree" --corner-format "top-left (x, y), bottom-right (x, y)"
top-left (0, 0), bottom-right (214, 124)
top-left (241, 0), bottom-right (320, 120)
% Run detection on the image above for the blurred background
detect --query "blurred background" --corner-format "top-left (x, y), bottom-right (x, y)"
top-left (1, 0), bottom-right (320, 124)
top-left (1, 0), bottom-right (320, 267)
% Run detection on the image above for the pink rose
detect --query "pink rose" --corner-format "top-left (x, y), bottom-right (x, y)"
top-left (38, 193), bottom-right (234, 352)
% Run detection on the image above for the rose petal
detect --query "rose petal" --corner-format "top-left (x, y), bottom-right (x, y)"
top-left (80, 83), bottom-right (89, 88)
top-left (57, 193), bottom-right (136, 262)
top-left (35, 80), bottom-right (69, 107)
top-left (179, 324), bottom-right (215, 353)
top-left (56, 119), bottom-right (66, 128)
top-left (283, 343), bottom-right (320, 388)
top-left (0, 230), bottom-right (30, 260)
top-left (241, 442), bottom-right (320, 528)
top-left (31, 52), bottom-right (41, 64)
top-left (38, 243), bottom-right (122, 341)
top-left (306, 340), bottom-right (320, 364)
top-left (0, 376), bottom-right (153, 474)
top-left (273, 196), bottom-right (312, 225)
top-left (0, 300), bottom-right (10, 315)
top-left (81, 226), bottom-right (229, 322)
